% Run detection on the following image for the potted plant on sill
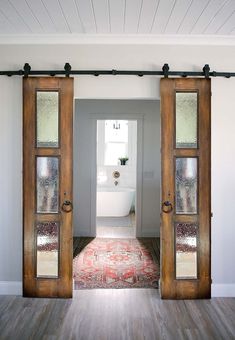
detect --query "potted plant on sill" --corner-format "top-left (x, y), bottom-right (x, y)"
top-left (118, 157), bottom-right (129, 166)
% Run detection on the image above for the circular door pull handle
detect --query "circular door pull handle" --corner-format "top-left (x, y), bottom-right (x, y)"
top-left (162, 201), bottom-right (173, 213)
top-left (61, 200), bottom-right (73, 213)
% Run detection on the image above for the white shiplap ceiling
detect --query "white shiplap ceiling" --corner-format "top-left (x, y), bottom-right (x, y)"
top-left (0, 0), bottom-right (235, 36)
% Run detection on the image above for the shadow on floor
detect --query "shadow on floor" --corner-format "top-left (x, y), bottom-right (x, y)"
top-left (73, 237), bottom-right (95, 258)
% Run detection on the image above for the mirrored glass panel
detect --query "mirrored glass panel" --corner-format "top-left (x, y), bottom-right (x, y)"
top-left (37, 157), bottom-right (59, 213)
top-left (176, 92), bottom-right (197, 148)
top-left (175, 158), bottom-right (197, 214)
top-left (176, 223), bottom-right (197, 279)
top-left (37, 91), bottom-right (59, 147)
top-left (36, 222), bottom-right (59, 278)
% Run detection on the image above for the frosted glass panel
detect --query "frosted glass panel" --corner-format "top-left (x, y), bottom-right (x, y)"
top-left (176, 223), bottom-right (197, 279)
top-left (176, 158), bottom-right (197, 214)
top-left (37, 157), bottom-right (59, 213)
top-left (176, 92), bottom-right (197, 148)
top-left (37, 91), bottom-right (59, 147)
top-left (36, 222), bottom-right (59, 278)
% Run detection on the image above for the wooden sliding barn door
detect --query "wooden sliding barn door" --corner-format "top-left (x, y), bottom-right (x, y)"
top-left (160, 78), bottom-right (211, 299)
top-left (23, 77), bottom-right (74, 298)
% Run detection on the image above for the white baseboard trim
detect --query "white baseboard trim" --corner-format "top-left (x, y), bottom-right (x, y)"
top-left (212, 284), bottom-right (235, 297)
top-left (0, 281), bottom-right (22, 295)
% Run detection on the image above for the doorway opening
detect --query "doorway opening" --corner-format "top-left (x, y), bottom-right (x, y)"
top-left (72, 99), bottom-right (160, 290)
top-left (96, 119), bottom-right (137, 238)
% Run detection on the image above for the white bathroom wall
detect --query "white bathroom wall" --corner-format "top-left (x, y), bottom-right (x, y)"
top-left (97, 165), bottom-right (136, 188)
top-left (74, 100), bottom-right (160, 237)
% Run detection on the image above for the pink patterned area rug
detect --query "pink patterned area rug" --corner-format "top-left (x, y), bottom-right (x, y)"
top-left (73, 238), bottom-right (159, 289)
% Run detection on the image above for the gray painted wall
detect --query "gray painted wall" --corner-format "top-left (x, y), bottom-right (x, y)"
top-left (0, 77), bottom-right (22, 282)
top-left (74, 99), bottom-right (160, 237)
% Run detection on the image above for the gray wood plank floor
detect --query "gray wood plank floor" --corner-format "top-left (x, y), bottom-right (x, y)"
top-left (0, 289), bottom-right (235, 340)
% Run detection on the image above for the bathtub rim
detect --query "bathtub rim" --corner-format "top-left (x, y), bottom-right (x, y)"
top-left (97, 186), bottom-right (136, 192)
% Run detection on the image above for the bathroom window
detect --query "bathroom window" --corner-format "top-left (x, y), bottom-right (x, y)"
top-left (104, 120), bottom-right (128, 166)
top-left (105, 120), bottom-right (128, 143)
top-left (104, 142), bottom-right (127, 166)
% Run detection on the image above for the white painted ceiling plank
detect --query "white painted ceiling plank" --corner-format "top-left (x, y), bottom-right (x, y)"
top-left (109, 0), bottom-right (125, 33)
top-left (177, 0), bottom-right (210, 34)
top-left (0, 10), bottom-right (15, 33)
top-left (41, 0), bottom-right (70, 33)
top-left (191, 0), bottom-right (229, 34)
top-left (151, 0), bottom-right (177, 34)
top-left (164, 0), bottom-right (192, 34)
top-left (0, 0), bottom-right (234, 36)
top-left (204, 0), bottom-right (235, 34)
top-left (217, 11), bottom-right (235, 34)
top-left (58, 0), bottom-right (84, 33)
top-left (138, 0), bottom-right (159, 33)
top-left (9, 0), bottom-right (44, 33)
top-left (75, 0), bottom-right (96, 33)
top-left (26, 0), bottom-right (57, 33)
top-left (124, 0), bottom-right (142, 33)
top-left (151, 0), bottom-right (178, 34)
top-left (0, 0), bottom-right (31, 33)
top-left (92, 0), bottom-right (110, 33)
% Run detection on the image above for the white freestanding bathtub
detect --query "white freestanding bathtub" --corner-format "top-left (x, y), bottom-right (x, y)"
top-left (97, 187), bottom-right (135, 217)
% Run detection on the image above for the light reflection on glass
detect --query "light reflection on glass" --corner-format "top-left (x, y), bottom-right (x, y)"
top-left (176, 223), bottom-right (197, 279)
top-left (37, 91), bottom-right (59, 147)
top-left (37, 157), bottom-right (59, 213)
top-left (176, 92), bottom-right (197, 148)
top-left (36, 222), bottom-right (59, 278)
top-left (175, 158), bottom-right (197, 214)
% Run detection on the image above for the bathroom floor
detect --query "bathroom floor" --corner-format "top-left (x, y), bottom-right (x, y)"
top-left (96, 213), bottom-right (136, 238)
